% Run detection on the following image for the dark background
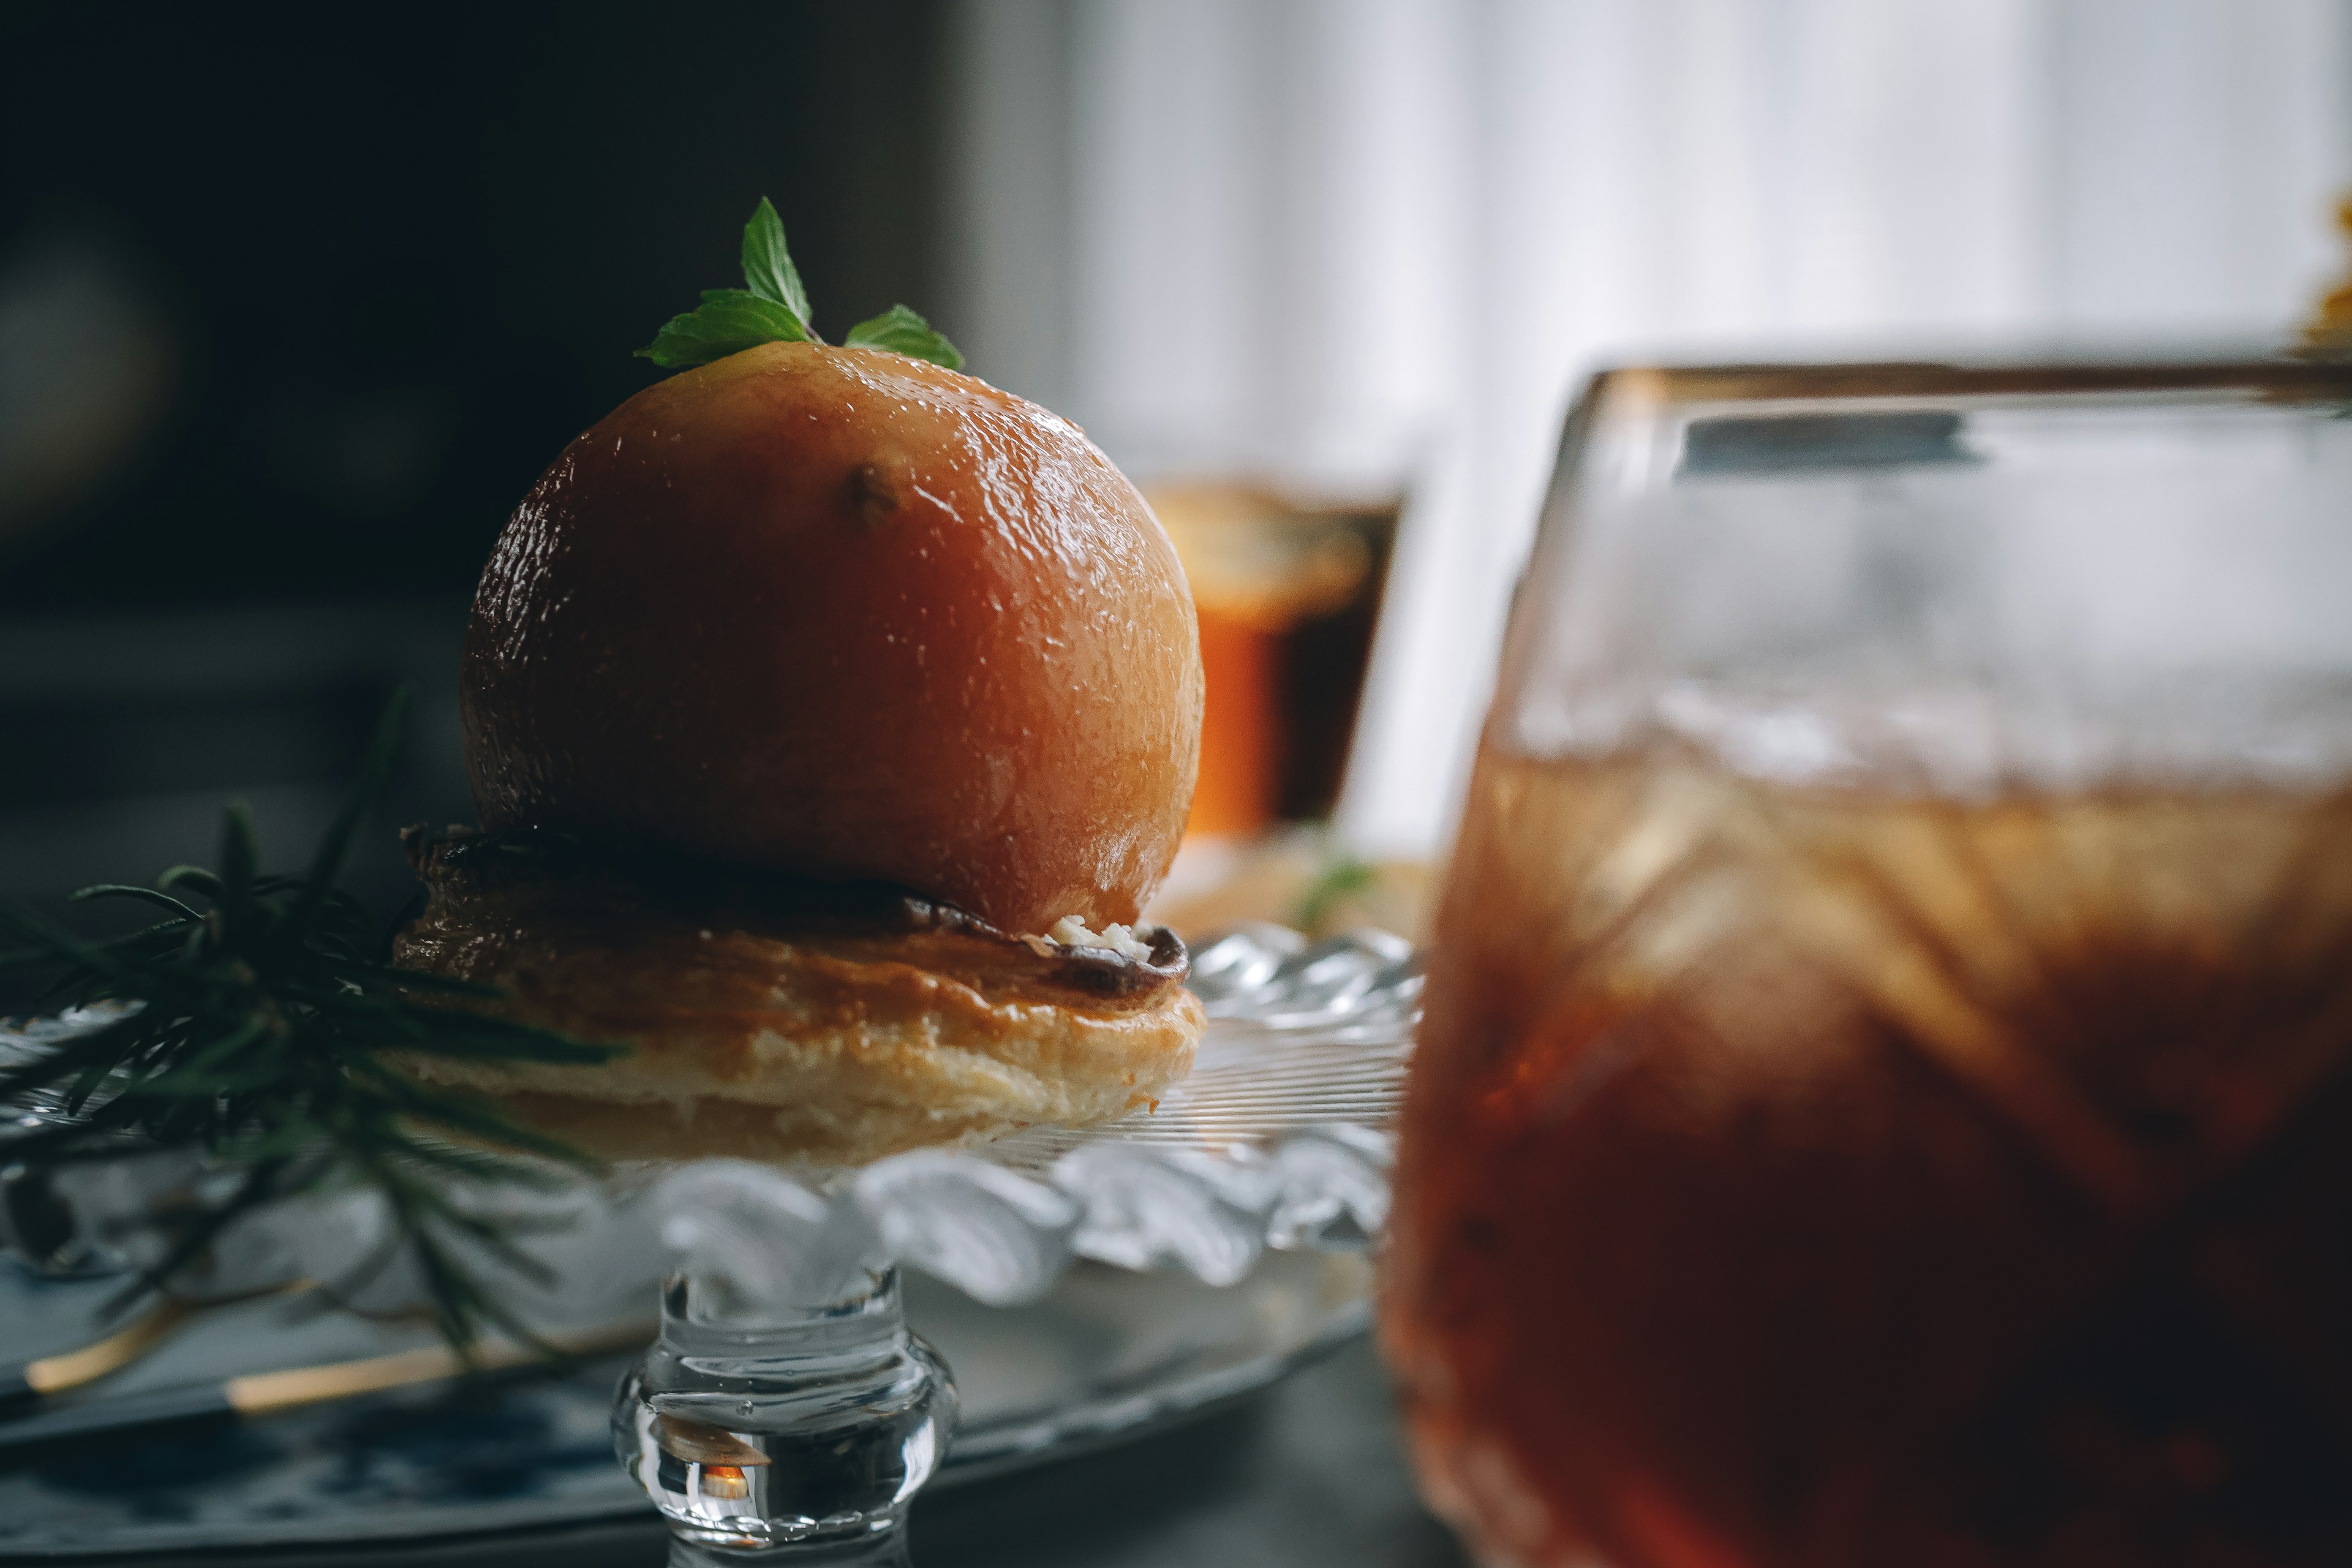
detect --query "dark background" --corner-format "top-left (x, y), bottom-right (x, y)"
top-left (0, 1), bottom-right (951, 995)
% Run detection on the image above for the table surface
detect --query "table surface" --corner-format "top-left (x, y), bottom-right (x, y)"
top-left (61, 1334), bottom-right (1471, 1568)
top-left (912, 1335), bottom-right (1470, 1568)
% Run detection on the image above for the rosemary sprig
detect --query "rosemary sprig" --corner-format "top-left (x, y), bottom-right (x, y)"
top-left (0, 687), bottom-right (625, 1354)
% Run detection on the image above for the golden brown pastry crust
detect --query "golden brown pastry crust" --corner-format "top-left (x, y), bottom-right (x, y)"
top-left (391, 831), bottom-right (1202, 1166)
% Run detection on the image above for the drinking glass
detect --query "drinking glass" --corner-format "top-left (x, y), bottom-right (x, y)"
top-left (1382, 359), bottom-right (2352, 1568)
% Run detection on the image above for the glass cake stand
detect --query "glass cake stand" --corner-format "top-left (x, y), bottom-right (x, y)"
top-left (0, 925), bottom-right (1418, 1563)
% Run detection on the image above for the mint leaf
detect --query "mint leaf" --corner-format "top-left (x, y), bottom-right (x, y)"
top-left (740, 197), bottom-right (815, 331)
top-left (845, 304), bottom-right (965, 370)
top-left (635, 289), bottom-right (811, 369)
top-left (635, 200), bottom-right (969, 376)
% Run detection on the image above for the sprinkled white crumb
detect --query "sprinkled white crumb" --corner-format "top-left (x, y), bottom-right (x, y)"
top-left (1046, 914), bottom-right (1153, 961)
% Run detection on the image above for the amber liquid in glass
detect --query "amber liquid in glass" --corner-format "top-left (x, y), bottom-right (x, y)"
top-left (1385, 742), bottom-right (2352, 1567)
top-left (1150, 487), bottom-right (1398, 837)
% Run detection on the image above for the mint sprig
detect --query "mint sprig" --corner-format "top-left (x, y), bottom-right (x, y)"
top-left (844, 303), bottom-right (963, 368)
top-left (739, 196), bottom-right (813, 325)
top-left (637, 198), bottom-right (963, 372)
top-left (639, 288), bottom-right (812, 367)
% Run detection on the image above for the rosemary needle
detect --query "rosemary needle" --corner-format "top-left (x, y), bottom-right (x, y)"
top-left (0, 687), bottom-right (626, 1355)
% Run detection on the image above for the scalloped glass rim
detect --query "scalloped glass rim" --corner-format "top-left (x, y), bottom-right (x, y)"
top-left (0, 927), bottom-right (1421, 1310)
top-left (642, 926), bottom-right (1420, 1313)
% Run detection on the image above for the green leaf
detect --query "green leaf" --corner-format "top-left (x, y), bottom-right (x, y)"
top-left (0, 899), bottom-right (136, 980)
top-left (155, 865), bottom-right (222, 900)
top-left (636, 199), bottom-right (967, 380)
top-left (0, 1009), bottom-right (151, 1100)
top-left (384, 1134), bottom-right (570, 1191)
top-left (135, 1014), bottom-right (274, 1090)
top-left (635, 288), bottom-right (811, 369)
top-left (298, 684), bottom-right (411, 928)
top-left (844, 304), bottom-right (965, 370)
top-left (739, 196), bottom-right (815, 330)
top-left (0, 924), bottom-right (178, 974)
top-left (217, 805), bottom-right (258, 921)
top-left (0, 689), bottom-right (639, 1360)
top-left (105, 1157), bottom-right (292, 1321)
top-left (67, 885), bottom-right (204, 923)
top-left (1295, 848), bottom-right (1377, 931)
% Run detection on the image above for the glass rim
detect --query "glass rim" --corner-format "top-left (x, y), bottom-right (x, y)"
top-left (1583, 353), bottom-right (2352, 412)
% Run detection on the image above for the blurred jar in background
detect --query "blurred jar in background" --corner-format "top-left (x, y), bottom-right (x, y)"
top-left (1147, 485), bottom-right (1398, 837)
top-left (1384, 360), bottom-right (2352, 1567)
top-left (1144, 484), bottom-right (1436, 942)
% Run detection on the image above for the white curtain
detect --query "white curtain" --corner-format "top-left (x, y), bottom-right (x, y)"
top-left (947, 0), bottom-right (2352, 857)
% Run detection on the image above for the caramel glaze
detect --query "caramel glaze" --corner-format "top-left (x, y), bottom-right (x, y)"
top-left (459, 342), bottom-right (1204, 937)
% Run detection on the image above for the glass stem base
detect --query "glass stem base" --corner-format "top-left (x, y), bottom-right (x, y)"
top-left (614, 1265), bottom-right (956, 1561)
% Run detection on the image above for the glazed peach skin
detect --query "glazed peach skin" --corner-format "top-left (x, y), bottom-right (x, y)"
top-left (461, 341), bottom-right (1204, 935)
